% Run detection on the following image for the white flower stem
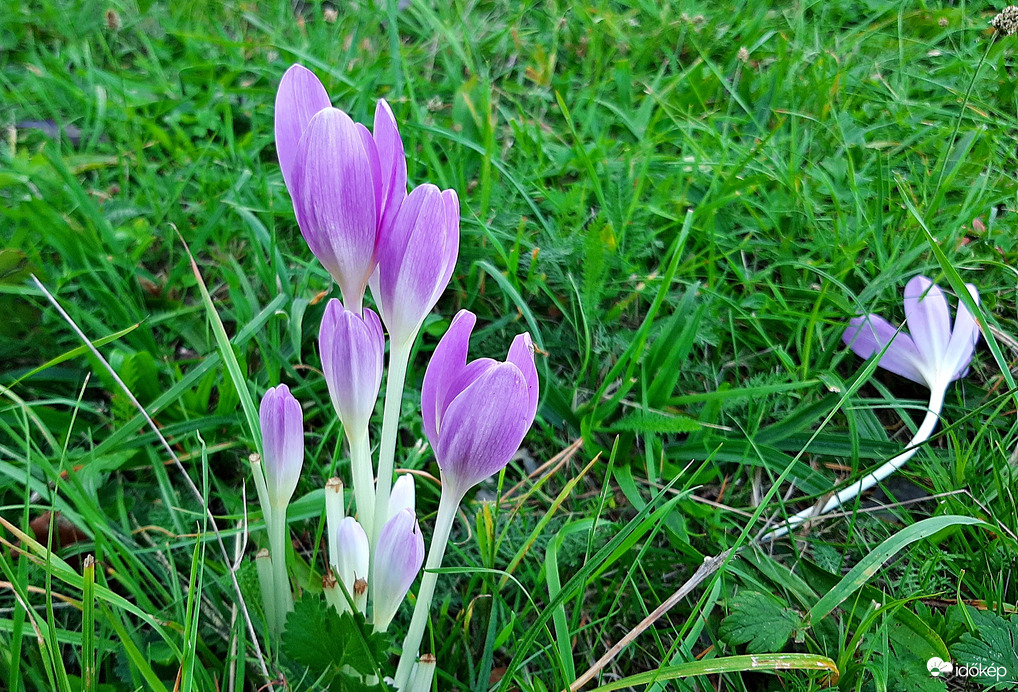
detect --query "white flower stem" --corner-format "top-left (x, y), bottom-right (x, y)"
top-left (371, 339), bottom-right (413, 553)
top-left (254, 550), bottom-right (276, 636)
top-left (268, 507), bottom-right (294, 633)
top-left (393, 489), bottom-right (459, 690)
top-left (408, 656), bottom-right (437, 692)
top-left (350, 430), bottom-right (375, 541)
top-left (324, 478), bottom-right (345, 569)
top-left (763, 385), bottom-right (947, 541)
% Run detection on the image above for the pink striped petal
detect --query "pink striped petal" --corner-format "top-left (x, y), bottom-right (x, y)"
top-left (274, 65), bottom-right (330, 194)
top-left (376, 184), bottom-right (460, 345)
top-left (421, 310), bottom-right (475, 447)
top-left (435, 362), bottom-right (532, 499)
top-left (944, 283), bottom-right (981, 380)
top-left (259, 384), bottom-right (305, 508)
top-left (373, 99), bottom-right (407, 239)
top-left (903, 275), bottom-right (951, 367)
top-left (842, 314), bottom-right (926, 385)
top-left (291, 108), bottom-right (381, 312)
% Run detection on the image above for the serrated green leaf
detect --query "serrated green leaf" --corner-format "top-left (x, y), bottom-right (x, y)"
top-left (950, 610), bottom-right (1018, 689)
top-left (883, 651), bottom-right (946, 692)
top-left (719, 591), bottom-right (801, 653)
top-left (282, 598), bottom-right (389, 681)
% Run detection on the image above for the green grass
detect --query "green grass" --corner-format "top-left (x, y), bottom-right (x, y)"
top-left (3, 0), bottom-right (1018, 689)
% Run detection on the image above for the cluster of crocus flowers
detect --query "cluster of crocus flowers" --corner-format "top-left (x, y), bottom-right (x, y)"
top-left (763, 275), bottom-right (980, 540)
top-left (252, 64), bottom-right (539, 690)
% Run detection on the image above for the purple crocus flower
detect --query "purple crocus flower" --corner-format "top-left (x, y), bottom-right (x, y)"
top-left (372, 184), bottom-right (460, 346)
top-left (259, 384), bottom-right (305, 509)
top-left (421, 310), bottom-right (539, 500)
top-left (764, 275), bottom-right (981, 540)
top-left (371, 508), bottom-right (425, 631)
top-left (319, 299), bottom-right (385, 436)
top-left (274, 64), bottom-right (407, 313)
top-left (842, 275), bottom-right (980, 390)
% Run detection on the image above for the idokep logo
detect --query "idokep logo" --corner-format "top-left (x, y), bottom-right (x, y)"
top-left (927, 657), bottom-right (953, 677)
top-left (927, 657), bottom-right (1008, 681)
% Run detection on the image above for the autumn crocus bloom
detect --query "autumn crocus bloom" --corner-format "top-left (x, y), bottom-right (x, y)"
top-left (320, 299), bottom-right (385, 533)
top-left (764, 275), bottom-right (980, 540)
top-left (842, 275), bottom-right (980, 393)
top-left (274, 64), bottom-right (407, 313)
top-left (259, 384), bottom-right (305, 510)
top-left (421, 310), bottom-right (539, 501)
top-left (257, 384), bottom-right (305, 632)
top-left (320, 300), bottom-right (385, 436)
top-left (372, 184), bottom-right (460, 348)
top-left (372, 508), bottom-right (425, 631)
top-left (394, 310), bottom-right (539, 688)
top-left (332, 517), bottom-right (370, 611)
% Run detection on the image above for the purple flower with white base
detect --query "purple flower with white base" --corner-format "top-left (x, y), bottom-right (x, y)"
top-left (372, 508), bottom-right (425, 631)
top-left (842, 275), bottom-right (980, 391)
top-left (394, 311), bottom-right (540, 689)
top-left (259, 384), bottom-right (304, 509)
top-left (764, 275), bottom-right (981, 540)
top-left (421, 310), bottom-right (539, 500)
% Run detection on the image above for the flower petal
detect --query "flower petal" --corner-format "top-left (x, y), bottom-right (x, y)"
top-left (388, 474), bottom-right (416, 520)
top-left (944, 283), bottom-right (981, 381)
top-left (506, 333), bottom-right (539, 422)
top-left (903, 275), bottom-right (951, 367)
top-left (421, 310), bottom-right (475, 447)
top-left (274, 65), bottom-right (331, 194)
top-left (333, 517), bottom-right (369, 591)
top-left (373, 99), bottom-right (407, 239)
top-left (320, 300), bottom-right (385, 436)
top-left (842, 314), bottom-right (927, 385)
top-left (376, 184), bottom-right (460, 344)
top-left (292, 108), bottom-right (381, 311)
top-left (435, 361), bottom-right (533, 498)
top-left (371, 509), bottom-right (424, 630)
top-left (259, 384), bottom-right (305, 509)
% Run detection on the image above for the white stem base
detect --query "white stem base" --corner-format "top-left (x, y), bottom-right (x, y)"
top-left (762, 387), bottom-right (946, 541)
top-left (393, 490), bottom-right (458, 690)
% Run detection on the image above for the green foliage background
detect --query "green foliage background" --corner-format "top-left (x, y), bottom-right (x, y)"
top-left (2, 0), bottom-right (1018, 690)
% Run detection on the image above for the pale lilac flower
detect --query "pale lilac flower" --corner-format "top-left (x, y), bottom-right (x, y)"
top-left (319, 299), bottom-right (385, 436)
top-left (259, 384), bottom-right (304, 509)
top-left (842, 275), bottom-right (980, 391)
top-left (372, 184), bottom-right (460, 346)
top-left (388, 474), bottom-right (416, 520)
top-left (333, 517), bottom-right (370, 601)
top-left (274, 65), bottom-right (407, 313)
top-left (421, 310), bottom-right (539, 500)
top-left (765, 275), bottom-right (981, 540)
top-left (372, 508), bottom-right (425, 631)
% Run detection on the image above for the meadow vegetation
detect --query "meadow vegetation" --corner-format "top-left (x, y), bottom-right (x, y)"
top-left (3, 0), bottom-right (1018, 690)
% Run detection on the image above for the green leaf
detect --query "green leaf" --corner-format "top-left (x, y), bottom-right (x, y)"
top-left (719, 591), bottom-right (801, 653)
top-left (950, 610), bottom-right (1018, 689)
top-left (883, 651), bottom-right (946, 692)
top-left (609, 410), bottom-right (703, 434)
top-left (807, 515), bottom-right (986, 625)
top-left (282, 598), bottom-right (389, 682)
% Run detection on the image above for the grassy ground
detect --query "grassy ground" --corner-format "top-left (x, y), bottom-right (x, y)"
top-left (3, 0), bottom-right (1018, 690)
